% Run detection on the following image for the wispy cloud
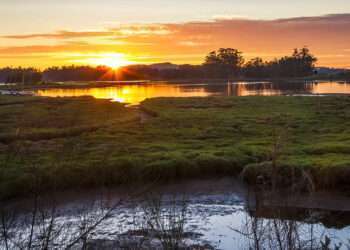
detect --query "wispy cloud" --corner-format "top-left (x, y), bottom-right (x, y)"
top-left (212, 14), bottom-right (251, 20)
top-left (2, 30), bottom-right (114, 39)
top-left (1, 14), bottom-right (350, 68)
top-left (2, 25), bottom-right (172, 40)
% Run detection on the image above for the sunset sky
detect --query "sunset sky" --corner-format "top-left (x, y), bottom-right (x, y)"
top-left (1, 0), bottom-right (350, 68)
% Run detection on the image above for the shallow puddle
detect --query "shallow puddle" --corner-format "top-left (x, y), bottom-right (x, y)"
top-left (2, 178), bottom-right (350, 249)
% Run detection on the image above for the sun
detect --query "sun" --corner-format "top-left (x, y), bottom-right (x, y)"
top-left (84, 53), bottom-right (134, 69)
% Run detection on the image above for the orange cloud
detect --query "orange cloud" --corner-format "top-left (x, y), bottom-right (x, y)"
top-left (2, 30), bottom-right (114, 39)
top-left (2, 25), bottom-right (172, 40)
top-left (1, 14), bottom-right (350, 68)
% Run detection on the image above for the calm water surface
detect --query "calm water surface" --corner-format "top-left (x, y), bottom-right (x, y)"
top-left (5, 179), bottom-right (350, 249)
top-left (34, 81), bottom-right (350, 105)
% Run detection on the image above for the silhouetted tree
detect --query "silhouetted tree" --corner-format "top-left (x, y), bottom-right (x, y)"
top-left (203, 48), bottom-right (244, 78)
top-left (0, 48), bottom-right (321, 83)
top-left (243, 47), bottom-right (317, 78)
top-left (266, 47), bottom-right (317, 78)
top-left (42, 65), bottom-right (114, 82)
top-left (244, 57), bottom-right (268, 78)
top-left (0, 67), bottom-right (41, 84)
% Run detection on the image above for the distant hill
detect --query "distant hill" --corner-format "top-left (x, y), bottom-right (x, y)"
top-left (315, 67), bottom-right (348, 75)
top-left (149, 63), bottom-right (180, 70)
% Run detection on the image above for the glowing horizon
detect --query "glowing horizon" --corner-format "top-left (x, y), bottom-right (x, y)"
top-left (1, 1), bottom-right (350, 69)
top-left (69, 53), bottom-right (136, 69)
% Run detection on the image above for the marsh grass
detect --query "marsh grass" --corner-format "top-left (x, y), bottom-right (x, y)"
top-left (1, 95), bottom-right (350, 199)
top-left (141, 194), bottom-right (188, 249)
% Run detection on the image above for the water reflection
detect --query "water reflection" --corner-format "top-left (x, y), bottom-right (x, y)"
top-left (35, 84), bottom-right (213, 105)
top-left (2, 179), bottom-right (350, 250)
top-left (34, 81), bottom-right (350, 105)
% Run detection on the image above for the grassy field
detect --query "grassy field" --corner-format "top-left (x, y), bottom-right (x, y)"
top-left (1, 95), bottom-right (350, 199)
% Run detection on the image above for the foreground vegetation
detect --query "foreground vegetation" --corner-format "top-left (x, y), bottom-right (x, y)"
top-left (1, 95), bottom-right (350, 200)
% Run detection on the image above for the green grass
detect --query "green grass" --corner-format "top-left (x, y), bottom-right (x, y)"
top-left (1, 95), bottom-right (350, 199)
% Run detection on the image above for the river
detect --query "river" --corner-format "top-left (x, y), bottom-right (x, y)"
top-left (33, 80), bottom-right (350, 105)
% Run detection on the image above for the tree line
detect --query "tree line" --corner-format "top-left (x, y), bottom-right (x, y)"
top-left (0, 48), bottom-right (343, 83)
top-left (203, 47), bottom-right (317, 78)
top-left (0, 67), bottom-right (42, 84)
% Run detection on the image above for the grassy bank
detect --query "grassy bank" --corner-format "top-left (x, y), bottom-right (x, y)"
top-left (1, 95), bottom-right (350, 199)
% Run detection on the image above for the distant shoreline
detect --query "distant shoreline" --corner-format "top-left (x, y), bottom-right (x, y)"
top-left (0, 77), bottom-right (349, 91)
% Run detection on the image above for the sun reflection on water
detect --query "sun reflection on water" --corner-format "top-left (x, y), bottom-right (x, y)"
top-left (34, 81), bottom-right (350, 105)
top-left (35, 84), bottom-right (212, 105)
